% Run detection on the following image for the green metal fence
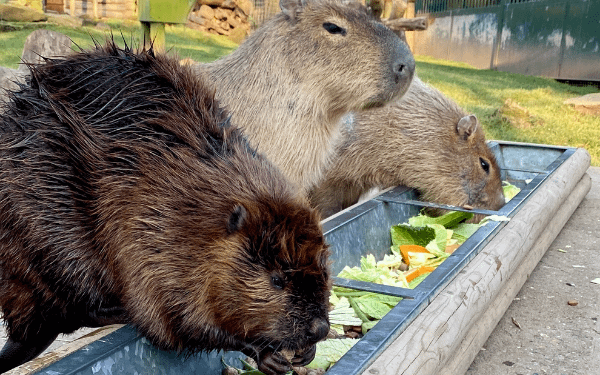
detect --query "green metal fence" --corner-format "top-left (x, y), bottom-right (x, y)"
top-left (412, 0), bottom-right (600, 81)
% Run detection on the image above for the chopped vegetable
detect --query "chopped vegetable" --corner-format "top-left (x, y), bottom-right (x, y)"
top-left (307, 339), bottom-right (359, 370)
top-left (404, 266), bottom-right (436, 283)
top-left (408, 211), bottom-right (474, 228)
top-left (503, 181), bottom-right (521, 202)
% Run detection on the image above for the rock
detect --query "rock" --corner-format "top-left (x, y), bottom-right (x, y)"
top-left (198, 0), bottom-right (225, 7)
top-left (0, 66), bottom-right (27, 103)
top-left (234, 0), bottom-right (253, 16)
top-left (567, 300), bottom-right (579, 306)
top-left (188, 13), bottom-right (206, 26)
top-left (19, 29), bottom-right (73, 71)
top-left (0, 4), bottom-right (47, 22)
top-left (214, 7), bottom-right (231, 21)
top-left (564, 93), bottom-right (600, 116)
top-left (199, 4), bottom-right (215, 20)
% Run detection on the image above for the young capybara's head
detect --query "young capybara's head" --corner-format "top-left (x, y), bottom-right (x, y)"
top-left (309, 77), bottom-right (505, 218)
top-left (414, 113), bottom-right (505, 222)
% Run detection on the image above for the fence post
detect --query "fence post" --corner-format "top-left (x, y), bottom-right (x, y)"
top-left (557, 0), bottom-right (570, 78)
top-left (490, 0), bottom-right (509, 70)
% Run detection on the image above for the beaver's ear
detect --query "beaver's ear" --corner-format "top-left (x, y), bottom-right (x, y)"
top-left (457, 114), bottom-right (478, 140)
top-left (226, 204), bottom-right (246, 234)
top-left (280, 0), bottom-right (306, 21)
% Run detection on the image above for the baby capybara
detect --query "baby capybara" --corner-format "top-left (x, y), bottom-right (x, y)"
top-left (0, 42), bottom-right (330, 375)
top-left (309, 77), bottom-right (505, 218)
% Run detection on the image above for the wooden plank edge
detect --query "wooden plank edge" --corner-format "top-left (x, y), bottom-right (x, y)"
top-left (439, 172), bottom-right (592, 375)
top-left (7, 324), bottom-right (124, 375)
top-left (364, 148), bottom-right (591, 375)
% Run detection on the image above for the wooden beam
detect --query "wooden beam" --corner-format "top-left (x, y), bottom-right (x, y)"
top-left (6, 325), bottom-right (123, 375)
top-left (439, 172), bottom-right (592, 375)
top-left (364, 148), bottom-right (591, 375)
top-left (383, 16), bottom-right (428, 31)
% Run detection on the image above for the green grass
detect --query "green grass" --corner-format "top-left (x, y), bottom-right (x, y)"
top-left (414, 55), bottom-right (600, 166)
top-left (0, 19), bottom-right (237, 68)
top-left (1, 22), bottom-right (599, 165)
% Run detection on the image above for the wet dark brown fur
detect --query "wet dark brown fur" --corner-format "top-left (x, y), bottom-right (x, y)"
top-left (197, 0), bottom-right (415, 193)
top-left (0, 42), bottom-right (330, 375)
top-left (309, 77), bottom-right (505, 218)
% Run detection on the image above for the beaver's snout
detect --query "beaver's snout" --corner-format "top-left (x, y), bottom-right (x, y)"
top-left (307, 317), bottom-right (330, 343)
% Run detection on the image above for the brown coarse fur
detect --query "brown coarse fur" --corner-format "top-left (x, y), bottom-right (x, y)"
top-left (196, 0), bottom-right (415, 194)
top-left (309, 76), bottom-right (505, 219)
top-left (0, 42), bottom-right (330, 375)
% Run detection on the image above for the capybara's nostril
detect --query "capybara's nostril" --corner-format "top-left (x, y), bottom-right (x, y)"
top-left (308, 318), bottom-right (330, 341)
top-left (393, 54), bottom-right (416, 86)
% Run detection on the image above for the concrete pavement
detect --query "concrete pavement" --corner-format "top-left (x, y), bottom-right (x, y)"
top-left (466, 166), bottom-right (600, 375)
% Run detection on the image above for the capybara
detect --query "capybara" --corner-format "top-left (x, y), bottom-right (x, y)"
top-left (309, 77), bottom-right (505, 218)
top-left (197, 0), bottom-right (415, 193)
top-left (0, 42), bottom-right (330, 375)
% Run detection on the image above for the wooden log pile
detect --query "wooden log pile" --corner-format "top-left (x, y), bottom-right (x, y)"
top-left (187, 0), bottom-right (253, 39)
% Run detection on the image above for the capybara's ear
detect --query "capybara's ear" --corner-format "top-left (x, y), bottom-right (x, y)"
top-left (280, 0), bottom-right (306, 20)
top-left (226, 204), bottom-right (247, 234)
top-left (457, 114), bottom-right (478, 140)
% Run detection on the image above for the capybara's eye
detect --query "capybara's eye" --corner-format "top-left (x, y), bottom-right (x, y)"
top-left (271, 275), bottom-right (286, 290)
top-left (323, 22), bottom-right (347, 36)
top-left (480, 158), bottom-right (490, 174)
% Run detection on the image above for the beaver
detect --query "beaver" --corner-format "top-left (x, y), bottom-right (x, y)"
top-left (196, 0), bottom-right (415, 194)
top-left (309, 76), bottom-right (505, 218)
top-left (0, 42), bottom-right (330, 375)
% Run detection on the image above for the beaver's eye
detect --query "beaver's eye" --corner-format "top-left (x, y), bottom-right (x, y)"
top-left (323, 22), bottom-right (347, 36)
top-left (271, 275), bottom-right (285, 290)
top-left (480, 158), bottom-right (490, 174)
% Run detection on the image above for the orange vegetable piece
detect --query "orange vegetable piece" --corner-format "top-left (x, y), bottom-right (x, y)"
top-left (445, 244), bottom-right (460, 254)
top-left (404, 266), bottom-right (436, 283)
top-left (399, 244), bottom-right (430, 266)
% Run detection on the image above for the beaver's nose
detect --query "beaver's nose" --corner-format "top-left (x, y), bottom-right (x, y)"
top-left (307, 317), bottom-right (329, 342)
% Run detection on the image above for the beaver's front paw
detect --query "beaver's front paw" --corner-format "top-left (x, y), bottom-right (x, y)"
top-left (257, 350), bottom-right (292, 375)
top-left (290, 344), bottom-right (317, 367)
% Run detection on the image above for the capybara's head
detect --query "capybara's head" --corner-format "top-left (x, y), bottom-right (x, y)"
top-left (309, 77), bottom-right (505, 218)
top-left (276, 0), bottom-right (414, 111)
top-left (374, 78), bottom-right (505, 213)
top-left (420, 113), bottom-right (505, 220)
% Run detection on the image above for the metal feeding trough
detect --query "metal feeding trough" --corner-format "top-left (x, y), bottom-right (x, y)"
top-left (22, 141), bottom-right (591, 375)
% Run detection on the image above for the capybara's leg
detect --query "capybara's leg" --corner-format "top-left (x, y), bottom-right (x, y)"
top-left (0, 329), bottom-right (59, 373)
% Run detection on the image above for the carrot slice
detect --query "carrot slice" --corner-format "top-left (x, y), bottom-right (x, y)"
top-left (404, 266), bottom-right (436, 283)
top-left (445, 244), bottom-right (460, 254)
top-left (399, 245), bottom-right (430, 266)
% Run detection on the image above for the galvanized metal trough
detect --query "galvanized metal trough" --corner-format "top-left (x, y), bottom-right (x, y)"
top-left (10, 141), bottom-right (592, 375)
